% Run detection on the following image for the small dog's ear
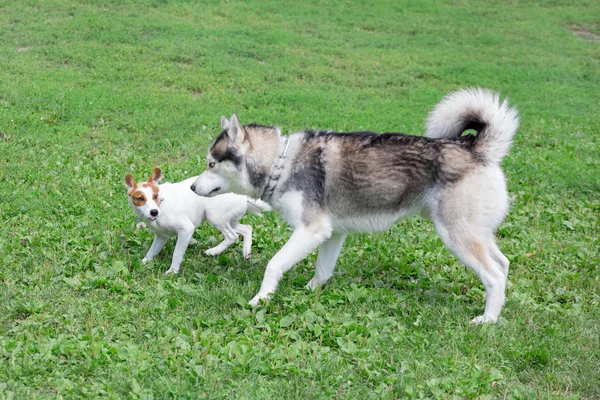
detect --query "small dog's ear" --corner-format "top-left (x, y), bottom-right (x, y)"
top-left (125, 174), bottom-right (136, 195)
top-left (151, 168), bottom-right (162, 184)
top-left (221, 115), bottom-right (230, 131)
top-left (227, 113), bottom-right (245, 147)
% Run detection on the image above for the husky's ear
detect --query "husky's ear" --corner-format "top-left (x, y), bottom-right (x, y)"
top-left (227, 113), bottom-right (246, 147)
top-left (221, 115), bottom-right (230, 131)
top-left (125, 174), bottom-right (136, 195)
top-left (274, 126), bottom-right (282, 136)
top-left (150, 168), bottom-right (162, 185)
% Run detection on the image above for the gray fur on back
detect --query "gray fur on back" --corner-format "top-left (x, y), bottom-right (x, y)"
top-left (279, 130), bottom-right (480, 217)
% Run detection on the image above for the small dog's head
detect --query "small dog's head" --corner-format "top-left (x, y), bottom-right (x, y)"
top-left (125, 168), bottom-right (162, 221)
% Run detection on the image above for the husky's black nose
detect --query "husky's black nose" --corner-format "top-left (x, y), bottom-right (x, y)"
top-left (150, 209), bottom-right (159, 217)
top-left (190, 185), bottom-right (196, 192)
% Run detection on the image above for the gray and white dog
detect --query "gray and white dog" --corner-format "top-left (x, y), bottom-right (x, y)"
top-left (191, 88), bottom-right (519, 323)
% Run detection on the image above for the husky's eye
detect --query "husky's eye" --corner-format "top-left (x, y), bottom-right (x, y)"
top-left (208, 162), bottom-right (215, 168)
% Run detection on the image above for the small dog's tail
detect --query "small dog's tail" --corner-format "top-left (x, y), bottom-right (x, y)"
top-left (246, 198), bottom-right (272, 216)
top-left (425, 88), bottom-right (519, 165)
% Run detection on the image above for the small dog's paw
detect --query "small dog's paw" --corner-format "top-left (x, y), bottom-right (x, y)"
top-left (164, 267), bottom-right (179, 275)
top-left (205, 248), bottom-right (220, 257)
top-left (248, 293), bottom-right (270, 307)
top-left (306, 277), bottom-right (324, 291)
top-left (244, 251), bottom-right (252, 260)
top-left (142, 257), bottom-right (152, 264)
top-left (470, 314), bottom-right (498, 324)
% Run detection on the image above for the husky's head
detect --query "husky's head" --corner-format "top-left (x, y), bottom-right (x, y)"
top-left (125, 168), bottom-right (162, 221)
top-left (191, 114), bottom-right (280, 198)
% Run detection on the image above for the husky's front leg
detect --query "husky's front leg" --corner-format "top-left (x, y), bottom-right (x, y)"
top-left (143, 235), bottom-right (168, 263)
top-left (306, 232), bottom-right (347, 290)
top-left (249, 222), bottom-right (332, 306)
top-left (165, 225), bottom-right (195, 275)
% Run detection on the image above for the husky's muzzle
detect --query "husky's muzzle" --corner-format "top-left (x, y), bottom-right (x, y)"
top-left (190, 184), bottom-right (221, 197)
top-left (190, 171), bottom-right (226, 197)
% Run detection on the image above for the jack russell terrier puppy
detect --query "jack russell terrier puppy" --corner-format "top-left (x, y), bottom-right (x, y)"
top-left (125, 168), bottom-right (271, 274)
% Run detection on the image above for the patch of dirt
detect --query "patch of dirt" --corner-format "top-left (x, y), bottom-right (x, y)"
top-left (569, 25), bottom-right (600, 42)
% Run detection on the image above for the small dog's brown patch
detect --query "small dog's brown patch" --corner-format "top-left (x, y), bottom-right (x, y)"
top-left (142, 182), bottom-right (160, 205)
top-left (131, 190), bottom-right (147, 206)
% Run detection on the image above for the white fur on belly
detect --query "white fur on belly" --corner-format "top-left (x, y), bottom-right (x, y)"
top-left (331, 211), bottom-right (413, 233)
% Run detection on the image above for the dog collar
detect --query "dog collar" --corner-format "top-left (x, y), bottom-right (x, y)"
top-left (259, 136), bottom-right (290, 202)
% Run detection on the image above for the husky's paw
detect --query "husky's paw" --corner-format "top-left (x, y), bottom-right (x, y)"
top-left (306, 277), bottom-right (325, 291)
top-left (164, 267), bottom-right (179, 275)
top-left (470, 314), bottom-right (498, 324)
top-left (248, 293), bottom-right (270, 307)
top-left (142, 257), bottom-right (152, 264)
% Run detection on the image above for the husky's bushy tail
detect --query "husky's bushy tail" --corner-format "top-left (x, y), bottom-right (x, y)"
top-left (425, 88), bottom-right (519, 165)
top-left (246, 198), bottom-right (272, 216)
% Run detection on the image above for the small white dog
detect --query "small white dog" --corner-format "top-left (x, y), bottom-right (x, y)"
top-left (125, 168), bottom-right (270, 274)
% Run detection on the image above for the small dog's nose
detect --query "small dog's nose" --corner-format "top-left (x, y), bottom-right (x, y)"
top-left (150, 209), bottom-right (159, 217)
top-left (190, 185), bottom-right (196, 192)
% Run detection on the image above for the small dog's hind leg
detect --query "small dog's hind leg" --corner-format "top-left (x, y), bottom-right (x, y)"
top-left (232, 223), bottom-right (253, 259)
top-left (205, 224), bottom-right (238, 256)
top-left (306, 232), bottom-right (347, 290)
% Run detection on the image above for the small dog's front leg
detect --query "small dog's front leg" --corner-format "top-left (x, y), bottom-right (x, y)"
top-left (165, 227), bottom-right (194, 274)
top-left (249, 223), bottom-right (331, 306)
top-left (143, 235), bottom-right (168, 263)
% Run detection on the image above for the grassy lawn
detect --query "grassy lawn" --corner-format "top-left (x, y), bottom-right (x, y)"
top-left (1, 0), bottom-right (599, 398)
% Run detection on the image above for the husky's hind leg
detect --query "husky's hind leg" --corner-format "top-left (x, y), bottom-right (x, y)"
top-left (434, 220), bottom-right (507, 323)
top-left (306, 232), bottom-right (347, 290)
top-left (429, 163), bottom-right (510, 322)
top-left (489, 240), bottom-right (510, 277)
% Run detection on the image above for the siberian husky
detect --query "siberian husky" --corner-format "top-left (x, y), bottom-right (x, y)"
top-left (191, 89), bottom-right (518, 323)
top-left (125, 168), bottom-right (270, 274)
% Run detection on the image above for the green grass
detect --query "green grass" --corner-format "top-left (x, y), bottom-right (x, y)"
top-left (1, 0), bottom-right (599, 398)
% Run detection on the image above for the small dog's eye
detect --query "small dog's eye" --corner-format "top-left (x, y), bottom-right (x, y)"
top-left (209, 162), bottom-right (215, 168)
